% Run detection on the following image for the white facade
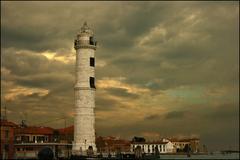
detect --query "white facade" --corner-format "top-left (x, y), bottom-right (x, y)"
top-left (131, 141), bottom-right (174, 154)
top-left (72, 22), bottom-right (97, 155)
top-left (15, 143), bottom-right (71, 159)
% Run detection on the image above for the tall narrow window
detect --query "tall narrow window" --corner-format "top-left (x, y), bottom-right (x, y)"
top-left (90, 77), bottom-right (95, 88)
top-left (90, 57), bottom-right (95, 67)
top-left (90, 37), bottom-right (94, 45)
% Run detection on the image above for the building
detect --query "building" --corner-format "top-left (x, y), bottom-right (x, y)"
top-left (14, 125), bottom-right (72, 159)
top-left (56, 125), bottom-right (74, 143)
top-left (14, 142), bottom-right (71, 159)
top-left (72, 22), bottom-right (97, 155)
top-left (14, 125), bottom-right (54, 143)
top-left (169, 138), bottom-right (200, 153)
top-left (131, 137), bottom-right (201, 154)
top-left (96, 136), bottom-right (131, 155)
top-left (0, 119), bottom-right (17, 159)
top-left (131, 140), bottom-right (175, 154)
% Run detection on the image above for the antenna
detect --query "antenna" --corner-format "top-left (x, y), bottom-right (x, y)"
top-left (1, 104), bottom-right (7, 120)
top-left (65, 116), bottom-right (67, 142)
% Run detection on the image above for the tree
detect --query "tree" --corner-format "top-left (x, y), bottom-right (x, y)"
top-left (183, 144), bottom-right (192, 153)
top-left (132, 137), bottom-right (146, 142)
top-left (96, 136), bottom-right (106, 153)
top-left (38, 147), bottom-right (54, 160)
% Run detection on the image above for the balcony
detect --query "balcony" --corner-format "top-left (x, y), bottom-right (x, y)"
top-left (74, 39), bottom-right (97, 50)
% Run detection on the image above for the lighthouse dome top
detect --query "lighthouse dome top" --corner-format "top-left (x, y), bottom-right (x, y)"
top-left (78, 22), bottom-right (93, 36)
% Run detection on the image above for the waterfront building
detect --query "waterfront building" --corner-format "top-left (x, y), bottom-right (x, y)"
top-left (72, 22), bottom-right (97, 155)
top-left (57, 125), bottom-right (74, 143)
top-left (131, 141), bottom-right (175, 154)
top-left (14, 126), bottom-right (54, 143)
top-left (14, 142), bottom-right (71, 159)
top-left (96, 136), bottom-right (131, 155)
top-left (1, 117), bottom-right (202, 158)
top-left (0, 119), bottom-right (17, 159)
top-left (169, 138), bottom-right (200, 153)
top-left (13, 124), bottom-right (72, 159)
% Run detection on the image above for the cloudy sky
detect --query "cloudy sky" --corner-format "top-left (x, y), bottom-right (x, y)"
top-left (1, 1), bottom-right (239, 150)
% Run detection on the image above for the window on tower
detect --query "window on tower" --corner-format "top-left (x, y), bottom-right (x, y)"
top-left (90, 37), bottom-right (94, 45)
top-left (90, 77), bottom-right (95, 88)
top-left (90, 57), bottom-right (95, 67)
top-left (74, 39), bottom-right (79, 46)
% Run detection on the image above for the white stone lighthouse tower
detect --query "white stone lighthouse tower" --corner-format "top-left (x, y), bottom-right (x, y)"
top-left (72, 22), bottom-right (97, 155)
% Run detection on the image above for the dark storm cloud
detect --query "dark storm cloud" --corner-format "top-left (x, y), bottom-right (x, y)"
top-left (1, 49), bottom-right (75, 92)
top-left (96, 3), bottom-right (176, 53)
top-left (0, 2), bottom-right (184, 54)
top-left (1, 1), bottom-right (91, 52)
top-left (204, 103), bottom-right (239, 120)
top-left (2, 48), bottom-right (74, 76)
top-left (1, 24), bottom-right (71, 52)
top-left (97, 102), bottom-right (239, 150)
top-left (99, 2), bottom-right (239, 91)
top-left (2, 49), bottom-right (49, 76)
top-left (1, 49), bottom-right (75, 126)
top-left (165, 111), bottom-right (186, 119)
top-left (15, 73), bottom-right (74, 91)
top-left (95, 96), bottom-right (119, 111)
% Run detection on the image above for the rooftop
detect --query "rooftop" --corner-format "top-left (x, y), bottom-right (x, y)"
top-left (0, 119), bottom-right (18, 127)
top-left (57, 125), bottom-right (74, 134)
top-left (168, 138), bottom-right (200, 142)
top-left (15, 126), bottom-right (54, 135)
top-left (132, 141), bottom-right (168, 145)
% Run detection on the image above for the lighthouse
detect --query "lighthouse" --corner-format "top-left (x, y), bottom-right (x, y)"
top-left (72, 22), bottom-right (97, 155)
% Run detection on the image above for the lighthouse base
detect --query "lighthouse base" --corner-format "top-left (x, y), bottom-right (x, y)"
top-left (72, 142), bottom-right (97, 156)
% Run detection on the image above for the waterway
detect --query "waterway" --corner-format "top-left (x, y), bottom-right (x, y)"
top-left (158, 153), bottom-right (239, 159)
top-left (77, 153), bottom-right (239, 160)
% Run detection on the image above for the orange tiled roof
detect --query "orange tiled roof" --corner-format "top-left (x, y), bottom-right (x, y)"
top-left (15, 126), bottom-right (54, 135)
top-left (0, 119), bottom-right (17, 127)
top-left (57, 125), bottom-right (74, 134)
top-left (96, 136), bottom-right (131, 146)
top-left (168, 138), bottom-right (200, 142)
top-left (132, 141), bottom-right (168, 145)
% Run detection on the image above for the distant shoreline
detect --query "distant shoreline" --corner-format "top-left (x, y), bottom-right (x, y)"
top-left (154, 151), bottom-right (239, 155)
top-left (158, 153), bottom-right (207, 155)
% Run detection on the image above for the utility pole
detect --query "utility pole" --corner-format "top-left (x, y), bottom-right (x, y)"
top-left (4, 105), bottom-right (7, 120)
top-left (64, 117), bottom-right (67, 142)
